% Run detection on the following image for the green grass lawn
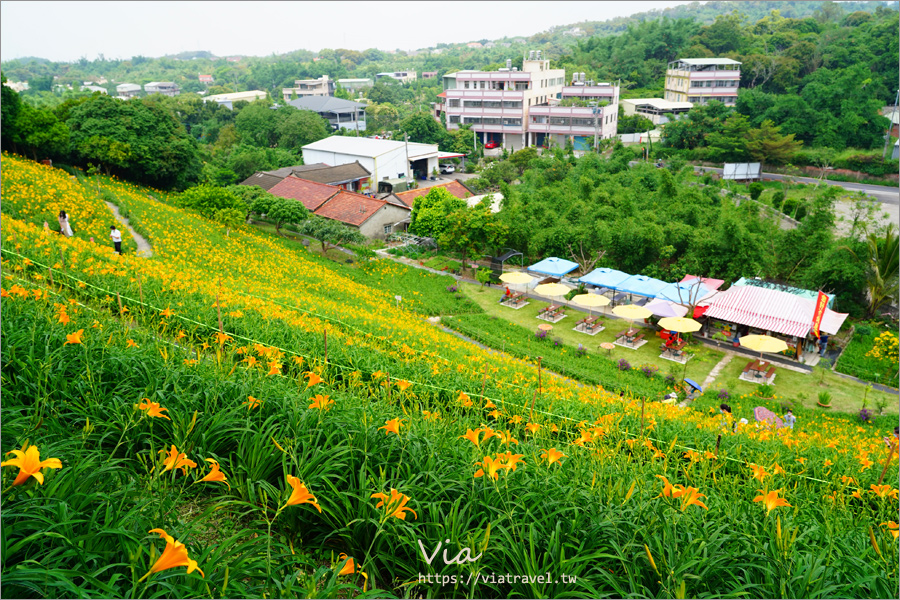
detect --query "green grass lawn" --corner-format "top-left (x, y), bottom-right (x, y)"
top-left (460, 282), bottom-right (725, 384)
top-left (698, 345), bottom-right (898, 415)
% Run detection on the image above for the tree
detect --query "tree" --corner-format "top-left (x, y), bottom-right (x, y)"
top-left (13, 103), bottom-right (70, 160)
top-left (843, 224), bottom-right (900, 317)
top-left (704, 113), bottom-right (751, 162)
top-left (268, 197), bottom-right (310, 236)
top-left (509, 147), bottom-right (539, 174)
top-left (438, 200), bottom-right (508, 269)
top-left (0, 73), bottom-right (24, 151)
top-left (746, 120), bottom-right (802, 169)
top-left (399, 111), bottom-right (447, 146)
top-left (299, 215), bottom-right (365, 252)
top-left (177, 184), bottom-right (245, 220)
top-left (334, 83), bottom-right (353, 100)
top-left (226, 184), bottom-right (278, 220)
top-left (409, 186), bottom-right (467, 238)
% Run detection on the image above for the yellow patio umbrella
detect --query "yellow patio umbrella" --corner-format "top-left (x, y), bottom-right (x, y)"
top-left (572, 293), bottom-right (610, 317)
top-left (740, 334), bottom-right (788, 360)
top-left (612, 304), bottom-right (652, 321)
top-left (534, 282), bottom-right (570, 299)
top-left (657, 317), bottom-right (702, 333)
top-left (499, 272), bottom-right (533, 285)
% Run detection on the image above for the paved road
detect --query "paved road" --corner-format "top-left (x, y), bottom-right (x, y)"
top-left (694, 166), bottom-right (899, 205)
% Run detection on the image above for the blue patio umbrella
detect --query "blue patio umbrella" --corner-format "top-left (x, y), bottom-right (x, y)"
top-left (527, 257), bottom-right (580, 278)
top-left (683, 378), bottom-right (703, 392)
top-left (578, 267), bottom-right (631, 291)
top-left (656, 281), bottom-right (712, 304)
top-left (616, 274), bottom-right (668, 298)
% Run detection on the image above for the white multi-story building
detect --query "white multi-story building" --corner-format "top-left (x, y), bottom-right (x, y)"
top-left (144, 82), bottom-right (180, 97)
top-left (441, 57), bottom-right (618, 151)
top-left (115, 83), bottom-right (141, 99)
top-left (282, 75), bottom-right (334, 101)
top-left (621, 98), bottom-right (694, 125)
top-left (665, 58), bottom-right (741, 106)
top-left (375, 71), bottom-right (417, 84)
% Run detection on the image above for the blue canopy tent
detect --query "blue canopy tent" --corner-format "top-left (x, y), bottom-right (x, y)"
top-left (616, 275), bottom-right (668, 298)
top-left (656, 281), bottom-right (712, 305)
top-left (527, 257), bottom-right (580, 277)
top-left (578, 268), bottom-right (631, 291)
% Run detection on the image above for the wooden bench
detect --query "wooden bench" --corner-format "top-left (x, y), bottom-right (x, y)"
top-left (630, 334), bottom-right (645, 346)
top-left (742, 361), bottom-right (754, 374)
top-left (764, 366), bottom-right (776, 379)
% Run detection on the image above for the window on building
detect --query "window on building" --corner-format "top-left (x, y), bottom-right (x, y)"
top-left (484, 101), bottom-right (501, 109)
top-left (448, 99), bottom-right (460, 107)
top-left (502, 100), bottom-right (522, 108)
top-left (571, 118), bottom-right (593, 126)
top-left (449, 115), bottom-right (460, 124)
top-left (515, 82), bottom-right (529, 91)
top-left (550, 117), bottom-right (569, 125)
top-left (531, 115), bottom-right (547, 124)
top-left (464, 117), bottom-right (482, 124)
top-left (464, 100), bottom-right (482, 108)
top-left (483, 117), bottom-right (501, 125)
top-left (502, 118), bottom-right (522, 126)
top-left (384, 225), bottom-right (393, 235)
top-left (464, 81), bottom-right (470, 89)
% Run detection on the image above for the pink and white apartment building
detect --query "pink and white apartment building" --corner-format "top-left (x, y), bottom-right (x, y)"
top-left (438, 52), bottom-right (619, 151)
top-left (664, 58), bottom-right (741, 106)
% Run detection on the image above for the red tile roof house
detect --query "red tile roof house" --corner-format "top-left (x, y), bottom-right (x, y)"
top-left (391, 180), bottom-right (474, 208)
top-left (267, 176), bottom-right (411, 239)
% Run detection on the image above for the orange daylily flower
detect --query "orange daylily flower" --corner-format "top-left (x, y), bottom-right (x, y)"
top-left (458, 391), bottom-right (470, 404)
top-left (308, 394), bottom-right (334, 411)
top-left (337, 553), bottom-right (368, 585)
top-left (1, 444), bottom-right (62, 486)
top-left (282, 475), bottom-right (322, 511)
top-left (305, 371), bottom-right (323, 387)
top-left (823, 459), bottom-right (833, 468)
top-left (135, 399), bottom-right (171, 420)
top-left (421, 410), bottom-right (440, 420)
top-left (487, 409), bottom-right (502, 419)
top-left (460, 428), bottom-right (483, 447)
top-left (379, 418), bottom-right (403, 436)
top-left (65, 329), bottom-right (84, 345)
top-left (244, 396), bottom-right (260, 410)
top-left (678, 486), bottom-right (709, 511)
top-left (198, 459), bottom-right (229, 489)
top-left (509, 415), bottom-right (523, 425)
top-left (540, 448), bottom-right (565, 466)
top-left (126, 339), bottom-right (139, 349)
top-left (881, 521), bottom-right (899, 539)
top-left (474, 455), bottom-right (508, 480)
top-left (215, 331), bottom-right (231, 346)
top-left (656, 475), bottom-right (675, 498)
top-left (525, 423), bottom-right (541, 435)
top-left (160, 307), bottom-right (175, 318)
top-left (750, 463), bottom-right (770, 482)
top-left (371, 488), bottom-right (417, 520)
top-left (141, 528), bottom-right (204, 580)
top-left (498, 451), bottom-right (525, 471)
top-left (244, 355), bottom-right (258, 368)
top-left (870, 484), bottom-right (898, 499)
top-left (57, 310), bottom-right (70, 325)
top-left (772, 463), bottom-right (786, 475)
top-left (859, 457), bottom-right (874, 470)
top-left (396, 380), bottom-right (411, 392)
top-left (484, 400), bottom-right (496, 409)
top-left (753, 489), bottom-right (791, 516)
top-left (267, 361), bottom-right (282, 376)
top-left (160, 445), bottom-right (197, 475)
top-left (498, 430), bottom-right (518, 446)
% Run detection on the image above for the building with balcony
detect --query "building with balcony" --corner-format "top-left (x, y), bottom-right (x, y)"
top-left (375, 71), bottom-right (417, 84)
top-left (203, 90), bottom-right (268, 109)
top-left (337, 78), bottom-right (373, 94)
top-left (621, 98), bottom-right (693, 125)
top-left (441, 60), bottom-right (618, 151)
top-left (282, 75), bottom-right (334, 101)
top-left (199, 74), bottom-right (214, 84)
top-left (287, 96), bottom-right (367, 132)
top-left (665, 58), bottom-right (741, 106)
top-left (144, 81), bottom-right (180, 96)
top-left (115, 83), bottom-right (141, 99)
top-left (441, 51), bottom-right (568, 151)
top-left (422, 71), bottom-right (438, 79)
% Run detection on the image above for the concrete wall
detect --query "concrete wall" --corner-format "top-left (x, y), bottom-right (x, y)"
top-left (358, 203), bottom-right (411, 238)
top-left (301, 147), bottom-right (409, 188)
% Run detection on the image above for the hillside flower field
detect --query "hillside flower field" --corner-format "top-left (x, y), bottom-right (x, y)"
top-left (1, 154), bottom-right (898, 599)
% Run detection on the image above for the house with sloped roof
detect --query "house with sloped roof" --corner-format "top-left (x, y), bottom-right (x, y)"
top-left (240, 162), bottom-right (372, 193)
top-left (390, 180), bottom-right (474, 208)
top-left (267, 176), bottom-right (410, 238)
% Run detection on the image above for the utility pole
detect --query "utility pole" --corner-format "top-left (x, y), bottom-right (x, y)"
top-left (591, 101), bottom-right (600, 152)
top-left (882, 89), bottom-right (898, 161)
top-left (404, 132), bottom-right (411, 181)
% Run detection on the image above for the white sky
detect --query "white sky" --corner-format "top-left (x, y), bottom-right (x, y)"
top-left (1, 1), bottom-right (699, 62)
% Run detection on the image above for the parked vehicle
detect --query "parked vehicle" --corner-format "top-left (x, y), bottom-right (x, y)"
top-left (484, 141), bottom-right (499, 149)
top-left (439, 164), bottom-right (455, 174)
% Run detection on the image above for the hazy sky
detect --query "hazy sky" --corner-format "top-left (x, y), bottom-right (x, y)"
top-left (1, 1), bottom-right (698, 62)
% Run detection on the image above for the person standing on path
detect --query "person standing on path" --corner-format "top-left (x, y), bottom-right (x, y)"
top-left (110, 225), bottom-right (122, 254)
top-left (58, 211), bottom-right (74, 237)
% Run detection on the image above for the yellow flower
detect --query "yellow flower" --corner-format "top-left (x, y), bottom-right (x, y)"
top-left (525, 423), bottom-right (541, 435)
top-left (1, 444), bottom-right (62, 486)
top-left (267, 361), bottom-right (282, 376)
top-left (371, 488), bottom-right (417, 520)
top-left (215, 331), bottom-right (231, 346)
top-left (497, 451), bottom-right (525, 471)
top-left (160, 307), bottom-right (175, 318)
top-left (65, 329), bottom-right (84, 345)
top-left (141, 528), bottom-right (204, 580)
top-left (126, 339), bottom-right (139, 349)
top-left (396, 380), bottom-right (411, 392)
top-left (379, 418), bottom-right (403, 436)
top-left (753, 489), bottom-right (791, 516)
top-left (509, 415), bottom-right (523, 425)
top-left (283, 475), bottom-right (322, 511)
top-left (870, 484), bottom-right (898, 499)
top-left (198, 458), bottom-right (229, 489)
top-left (305, 371), bottom-right (323, 387)
top-left (308, 394), bottom-right (334, 411)
top-left (540, 448), bottom-right (565, 466)
top-left (881, 521), bottom-right (899, 539)
top-left (750, 463), bottom-right (770, 482)
top-left (460, 428), bottom-right (483, 447)
top-left (487, 409), bottom-right (502, 419)
top-left (498, 430), bottom-right (518, 446)
top-left (135, 399), bottom-right (171, 420)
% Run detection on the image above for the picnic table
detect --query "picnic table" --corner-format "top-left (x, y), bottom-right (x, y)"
top-left (743, 360), bottom-right (776, 381)
top-left (575, 315), bottom-right (600, 332)
top-left (500, 291), bottom-right (525, 306)
top-left (661, 341), bottom-right (688, 357)
top-left (614, 328), bottom-right (645, 347)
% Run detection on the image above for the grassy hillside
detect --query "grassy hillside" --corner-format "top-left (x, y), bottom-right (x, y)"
top-left (2, 154), bottom-right (897, 599)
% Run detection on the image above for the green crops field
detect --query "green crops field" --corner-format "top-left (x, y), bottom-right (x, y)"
top-left (2, 154), bottom-right (898, 599)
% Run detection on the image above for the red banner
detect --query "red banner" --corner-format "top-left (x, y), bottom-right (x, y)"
top-left (811, 291), bottom-right (829, 339)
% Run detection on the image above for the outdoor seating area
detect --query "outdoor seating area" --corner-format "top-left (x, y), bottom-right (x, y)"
top-left (740, 359), bottom-right (777, 385)
top-left (499, 292), bottom-right (528, 309)
top-left (613, 328), bottom-right (647, 349)
top-left (573, 316), bottom-right (604, 335)
top-left (537, 305), bottom-right (567, 323)
top-left (659, 341), bottom-right (692, 363)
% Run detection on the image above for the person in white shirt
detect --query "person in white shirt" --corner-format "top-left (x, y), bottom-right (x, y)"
top-left (110, 225), bottom-right (122, 254)
top-left (58, 210), bottom-right (74, 237)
